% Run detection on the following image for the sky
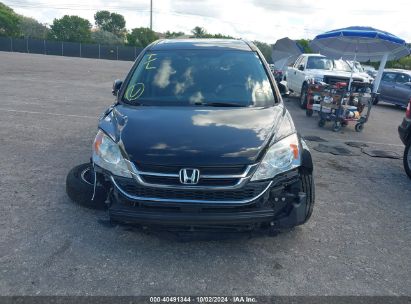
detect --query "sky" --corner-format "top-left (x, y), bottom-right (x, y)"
top-left (4, 0), bottom-right (411, 43)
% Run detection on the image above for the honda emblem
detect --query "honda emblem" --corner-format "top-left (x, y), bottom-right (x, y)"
top-left (179, 168), bottom-right (200, 185)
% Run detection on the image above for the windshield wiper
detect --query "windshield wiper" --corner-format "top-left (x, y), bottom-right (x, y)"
top-left (198, 102), bottom-right (247, 107)
top-left (122, 99), bottom-right (142, 106)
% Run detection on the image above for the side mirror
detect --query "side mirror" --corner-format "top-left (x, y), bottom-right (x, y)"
top-left (112, 79), bottom-right (123, 96)
top-left (298, 64), bottom-right (305, 71)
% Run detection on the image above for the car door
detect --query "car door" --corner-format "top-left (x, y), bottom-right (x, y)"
top-left (379, 72), bottom-right (398, 102)
top-left (393, 73), bottom-right (411, 107)
top-left (294, 56), bottom-right (308, 93)
top-left (288, 56), bottom-right (303, 92)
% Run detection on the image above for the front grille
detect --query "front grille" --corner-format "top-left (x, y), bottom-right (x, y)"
top-left (142, 175), bottom-right (238, 186)
top-left (132, 162), bottom-right (254, 188)
top-left (136, 163), bottom-right (247, 175)
top-left (324, 76), bottom-right (362, 86)
top-left (324, 76), bottom-right (349, 85)
top-left (114, 177), bottom-right (270, 202)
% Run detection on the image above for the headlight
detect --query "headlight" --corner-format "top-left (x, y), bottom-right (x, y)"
top-left (251, 133), bottom-right (301, 181)
top-left (92, 130), bottom-right (132, 178)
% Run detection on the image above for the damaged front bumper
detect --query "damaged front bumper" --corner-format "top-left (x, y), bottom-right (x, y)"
top-left (94, 166), bottom-right (310, 230)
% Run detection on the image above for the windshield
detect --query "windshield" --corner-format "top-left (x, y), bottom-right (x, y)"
top-left (350, 61), bottom-right (364, 73)
top-left (306, 57), bottom-right (333, 70)
top-left (333, 60), bottom-right (352, 72)
top-left (122, 50), bottom-right (275, 107)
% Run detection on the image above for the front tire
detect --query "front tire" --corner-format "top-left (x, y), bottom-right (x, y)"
top-left (301, 172), bottom-right (315, 223)
top-left (269, 172), bottom-right (315, 235)
top-left (300, 83), bottom-right (308, 109)
top-left (66, 163), bottom-right (108, 209)
top-left (404, 141), bottom-right (411, 179)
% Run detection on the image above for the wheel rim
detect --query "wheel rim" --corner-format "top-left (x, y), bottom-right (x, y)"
top-left (80, 167), bottom-right (94, 185)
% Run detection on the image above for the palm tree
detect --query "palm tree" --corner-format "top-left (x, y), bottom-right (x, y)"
top-left (191, 26), bottom-right (207, 38)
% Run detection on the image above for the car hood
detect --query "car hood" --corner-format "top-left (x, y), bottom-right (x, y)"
top-left (99, 104), bottom-right (285, 166)
top-left (306, 69), bottom-right (367, 81)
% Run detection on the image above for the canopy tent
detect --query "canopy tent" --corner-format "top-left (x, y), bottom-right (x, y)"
top-left (271, 37), bottom-right (303, 72)
top-left (310, 26), bottom-right (410, 92)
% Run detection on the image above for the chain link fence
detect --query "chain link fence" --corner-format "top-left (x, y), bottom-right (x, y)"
top-left (0, 36), bottom-right (143, 61)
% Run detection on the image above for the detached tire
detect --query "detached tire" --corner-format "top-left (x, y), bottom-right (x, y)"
top-left (404, 141), bottom-right (411, 179)
top-left (66, 163), bottom-right (107, 209)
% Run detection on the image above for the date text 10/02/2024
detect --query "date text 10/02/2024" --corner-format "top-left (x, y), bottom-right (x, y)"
top-left (149, 297), bottom-right (258, 303)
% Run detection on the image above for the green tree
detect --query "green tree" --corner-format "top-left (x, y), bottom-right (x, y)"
top-left (164, 31), bottom-right (185, 38)
top-left (210, 33), bottom-right (234, 39)
top-left (191, 26), bottom-right (207, 38)
top-left (127, 27), bottom-right (158, 47)
top-left (296, 39), bottom-right (312, 53)
top-left (190, 26), bottom-right (235, 39)
top-left (91, 29), bottom-right (124, 45)
top-left (18, 16), bottom-right (48, 39)
top-left (94, 10), bottom-right (126, 38)
top-left (0, 2), bottom-right (20, 36)
top-left (253, 41), bottom-right (273, 64)
top-left (48, 15), bottom-right (91, 42)
top-left (385, 56), bottom-right (411, 69)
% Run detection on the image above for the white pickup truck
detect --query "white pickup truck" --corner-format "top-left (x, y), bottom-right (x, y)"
top-left (286, 54), bottom-right (373, 108)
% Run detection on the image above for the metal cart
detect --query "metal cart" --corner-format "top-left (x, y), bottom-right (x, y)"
top-left (306, 81), bottom-right (374, 132)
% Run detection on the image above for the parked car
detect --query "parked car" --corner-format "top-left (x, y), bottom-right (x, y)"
top-left (66, 39), bottom-right (315, 232)
top-left (269, 64), bottom-right (290, 96)
top-left (398, 98), bottom-right (411, 178)
top-left (362, 65), bottom-right (378, 78)
top-left (286, 54), bottom-right (372, 108)
top-left (375, 69), bottom-right (411, 107)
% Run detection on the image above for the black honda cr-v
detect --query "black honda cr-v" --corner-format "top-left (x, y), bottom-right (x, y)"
top-left (66, 39), bottom-right (315, 231)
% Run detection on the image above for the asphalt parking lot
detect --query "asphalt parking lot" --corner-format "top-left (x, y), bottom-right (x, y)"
top-left (0, 52), bottom-right (410, 296)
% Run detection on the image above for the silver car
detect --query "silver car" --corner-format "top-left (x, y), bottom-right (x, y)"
top-left (376, 69), bottom-right (411, 107)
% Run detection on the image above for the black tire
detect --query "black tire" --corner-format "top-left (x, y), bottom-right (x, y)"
top-left (269, 172), bottom-right (315, 235)
top-left (372, 96), bottom-right (379, 105)
top-left (66, 163), bottom-right (108, 209)
top-left (306, 109), bottom-right (313, 117)
top-left (300, 83), bottom-right (308, 109)
top-left (355, 123), bottom-right (364, 132)
top-left (301, 173), bottom-right (315, 223)
top-left (404, 141), bottom-right (411, 179)
top-left (332, 121), bottom-right (342, 132)
top-left (318, 119), bottom-right (325, 128)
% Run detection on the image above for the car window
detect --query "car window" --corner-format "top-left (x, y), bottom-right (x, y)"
top-left (306, 57), bottom-right (333, 70)
top-left (349, 61), bottom-right (364, 73)
top-left (122, 50), bottom-right (275, 107)
top-left (382, 73), bottom-right (397, 82)
top-left (396, 73), bottom-right (411, 84)
top-left (293, 56), bottom-right (303, 68)
top-left (354, 62), bottom-right (364, 72)
top-left (333, 60), bottom-right (352, 72)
